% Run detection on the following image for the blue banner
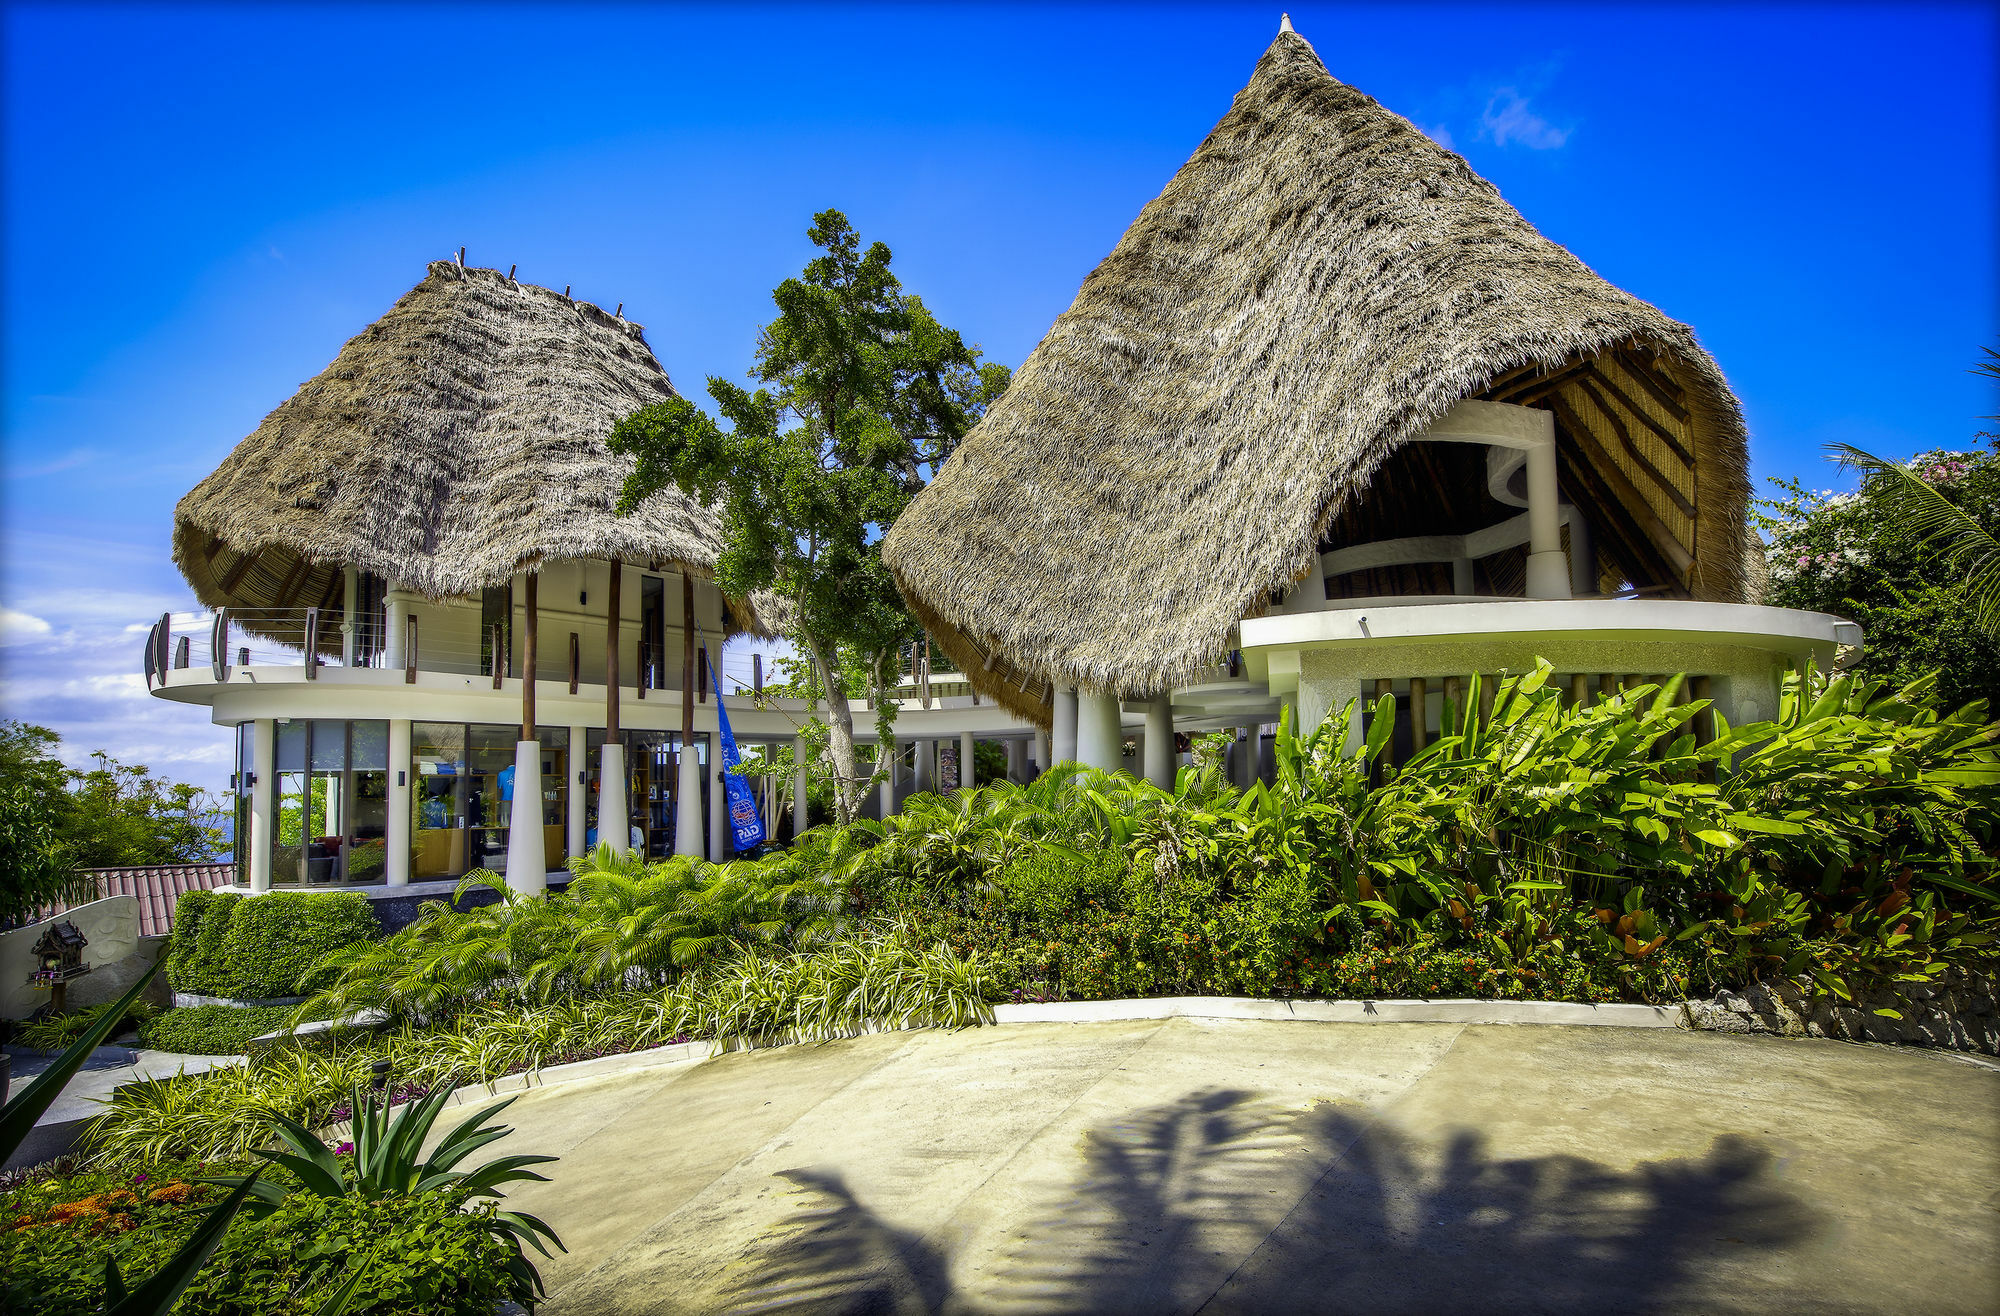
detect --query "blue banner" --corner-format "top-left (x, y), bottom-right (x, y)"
top-left (708, 655), bottom-right (767, 852)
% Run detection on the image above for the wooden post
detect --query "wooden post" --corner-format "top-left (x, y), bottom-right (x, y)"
top-left (681, 574), bottom-right (696, 771)
top-left (568, 632), bottom-right (580, 694)
top-left (606, 562), bottom-right (621, 738)
top-left (753, 653), bottom-right (763, 695)
top-left (491, 624), bottom-right (504, 689)
top-left (1409, 677), bottom-right (1428, 755)
top-left (403, 617), bottom-right (417, 684)
top-left (522, 573), bottom-right (538, 739)
top-left (698, 645), bottom-right (708, 702)
top-left (1570, 672), bottom-right (1590, 707)
top-left (303, 608), bottom-right (320, 679)
top-left (1444, 675), bottom-right (1463, 734)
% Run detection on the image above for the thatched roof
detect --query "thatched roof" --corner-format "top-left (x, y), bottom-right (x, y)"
top-left (884, 28), bottom-right (1752, 721)
top-left (174, 260), bottom-right (765, 633)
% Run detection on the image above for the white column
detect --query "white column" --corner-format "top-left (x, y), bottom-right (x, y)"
top-left (385, 719), bottom-right (411, 887)
top-left (565, 725), bottom-right (588, 861)
top-left (913, 739), bottom-right (934, 794)
top-left (959, 731), bottom-right (976, 790)
top-left (504, 740), bottom-right (546, 896)
top-left (879, 741), bottom-right (897, 818)
top-left (1034, 729), bottom-right (1050, 776)
top-left (383, 589), bottom-right (414, 668)
top-left (708, 742), bottom-right (727, 862)
top-left (1524, 440), bottom-right (1571, 600)
top-left (1052, 685), bottom-right (1079, 765)
top-left (248, 718), bottom-right (275, 893)
top-left (1076, 690), bottom-right (1124, 774)
top-left (675, 738), bottom-right (703, 858)
top-left (1143, 695), bottom-right (1175, 788)
top-left (340, 565), bottom-right (359, 666)
top-left (597, 740), bottom-right (628, 857)
top-left (792, 734), bottom-right (810, 840)
top-left (1005, 739), bottom-right (1025, 783)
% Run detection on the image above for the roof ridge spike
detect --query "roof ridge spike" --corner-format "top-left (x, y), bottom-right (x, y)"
top-left (1279, 12), bottom-right (1293, 33)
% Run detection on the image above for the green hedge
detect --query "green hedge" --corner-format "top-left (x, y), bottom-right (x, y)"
top-left (138, 1003), bottom-right (294, 1055)
top-left (164, 890), bottom-right (377, 998)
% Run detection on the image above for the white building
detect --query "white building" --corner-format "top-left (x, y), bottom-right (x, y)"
top-left (149, 258), bottom-right (1037, 906)
top-left (883, 22), bottom-right (1859, 780)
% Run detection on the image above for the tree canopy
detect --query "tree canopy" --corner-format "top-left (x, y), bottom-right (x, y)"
top-left (611, 210), bottom-right (1009, 822)
top-left (0, 721), bottom-right (225, 925)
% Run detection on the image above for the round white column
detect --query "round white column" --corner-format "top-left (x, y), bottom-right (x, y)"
top-left (504, 739), bottom-right (547, 896)
top-left (385, 719), bottom-right (411, 887)
top-left (792, 734), bottom-right (810, 840)
top-left (1005, 738), bottom-right (1025, 783)
top-left (959, 731), bottom-right (976, 789)
top-left (1143, 695), bottom-right (1175, 788)
top-left (1524, 441), bottom-right (1572, 600)
top-left (248, 718), bottom-right (275, 893)
top-left (1034, 729), bottom-right (1050, 776)
top-left (675, 738), bottom-right (704, 858)
top-left (598, 740), bottom-right (628, 857)
top-left (1076, 690), bottom-right (1124, 774)
top-left (565, 725), bottom-right (588, 863)
top-left (879, 741), bottom-right (897, 818)
top-left (913, 739), bottom-right (934, 794)
top-left (1052, 685), bottom-right (1079, 766)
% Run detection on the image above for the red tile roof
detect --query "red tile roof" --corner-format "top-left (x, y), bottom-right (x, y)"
top-left (65, 863), bottom-right (238, 937)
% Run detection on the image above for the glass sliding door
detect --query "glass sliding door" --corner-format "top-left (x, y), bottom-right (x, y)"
top-left (412, 722), bottom-right (468, 880)
top-left (346, 721), bottom-right (391, 883)
top-left (272, 720), bottom-right (307, 886)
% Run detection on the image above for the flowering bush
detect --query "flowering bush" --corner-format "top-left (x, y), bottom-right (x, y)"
top-left (1759, 444), bottom-right (2000, 710)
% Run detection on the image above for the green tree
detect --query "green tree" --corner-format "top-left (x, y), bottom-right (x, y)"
top-left (0, 721), bottom-right (225, 923)
top-left (1758, 350), bottom-right (2000, 709)
top-left (612, 210), bottom-right (1009, 822)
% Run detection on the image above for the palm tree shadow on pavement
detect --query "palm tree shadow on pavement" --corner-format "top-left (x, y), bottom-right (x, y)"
top-left (715, 1089), bottom-right (1817, 1315)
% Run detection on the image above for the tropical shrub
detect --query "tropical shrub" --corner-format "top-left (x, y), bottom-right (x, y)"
top-left (3, 1183), bottom-right (535, 1316)
top-left (1761, 443), bottom-right (2000, 712)
top-left (90, 929), bottom-right (994, 1164)
top-left (165, 890), bottom-right (377, 998)
top-left (139, 1004), bottom-right (293, 1056)
top-left (14, 998), bottom-right (159, 1053)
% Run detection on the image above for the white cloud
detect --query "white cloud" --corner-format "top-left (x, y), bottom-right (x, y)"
top-left (3, 447), bottom-right (98, 480)
top-left (0, 608), bottom-right (51, 644)
top-left (1480, 89), bottom-right (1570, 150)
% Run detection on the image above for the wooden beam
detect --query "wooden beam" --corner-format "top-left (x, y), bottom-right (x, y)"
top-left (217, 550), bottom-right (257, 596)
top-left (1572, 377), bottom-right (1698, 518)
top-left (1612, 348), bottom-right (1691, 420)
top-left (271, 554), bottom-right (309, 610)
top-left (606, 561), bottom-right (622, 735)
top-left (1546, 395), bottom-right (1693, 581)
top-left (521, 571), bottom-right (537, 740)
top-left (1487, 356), bottom-right (1595, 405)
top-left (1584, 362), bottom-right (1695, 465)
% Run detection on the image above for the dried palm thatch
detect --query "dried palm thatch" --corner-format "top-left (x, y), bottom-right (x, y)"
top-left (884, 28), bottom-right (1752, 723)
top-left (174, 260), bottom-right (766, 634)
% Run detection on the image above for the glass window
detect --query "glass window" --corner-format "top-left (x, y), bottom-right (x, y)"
top-left (275, 719), bottom-right (306, 772)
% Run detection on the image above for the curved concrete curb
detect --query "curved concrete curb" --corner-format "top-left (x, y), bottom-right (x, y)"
top-left (435, 1040), bottom-right (712, 1110)
top-left (994, 996), bottom-right (1683, 1028)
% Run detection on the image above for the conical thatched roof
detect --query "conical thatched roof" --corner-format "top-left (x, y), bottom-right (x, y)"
top-left (175, 260), bottom-right (766, 632)
top-left (884, 29), bottom-right (1752, 720)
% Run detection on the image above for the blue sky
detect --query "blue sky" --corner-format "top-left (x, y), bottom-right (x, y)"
top-left (3, 1), bottom-right (1996, 791)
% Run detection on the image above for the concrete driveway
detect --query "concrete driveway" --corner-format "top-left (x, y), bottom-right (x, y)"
top-left (471, 1020), bottom-right (1998, 1314)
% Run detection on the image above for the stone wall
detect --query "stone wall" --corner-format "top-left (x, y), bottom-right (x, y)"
top-left (1681, 972), bottom-right (1998, 1054)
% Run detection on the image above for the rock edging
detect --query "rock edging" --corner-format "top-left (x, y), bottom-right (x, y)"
top-left (1680, 972), bottom-right (1998, 1055)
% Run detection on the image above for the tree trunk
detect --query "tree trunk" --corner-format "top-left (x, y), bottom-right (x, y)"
top-left (802, 633), bottom-right (866, 823)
